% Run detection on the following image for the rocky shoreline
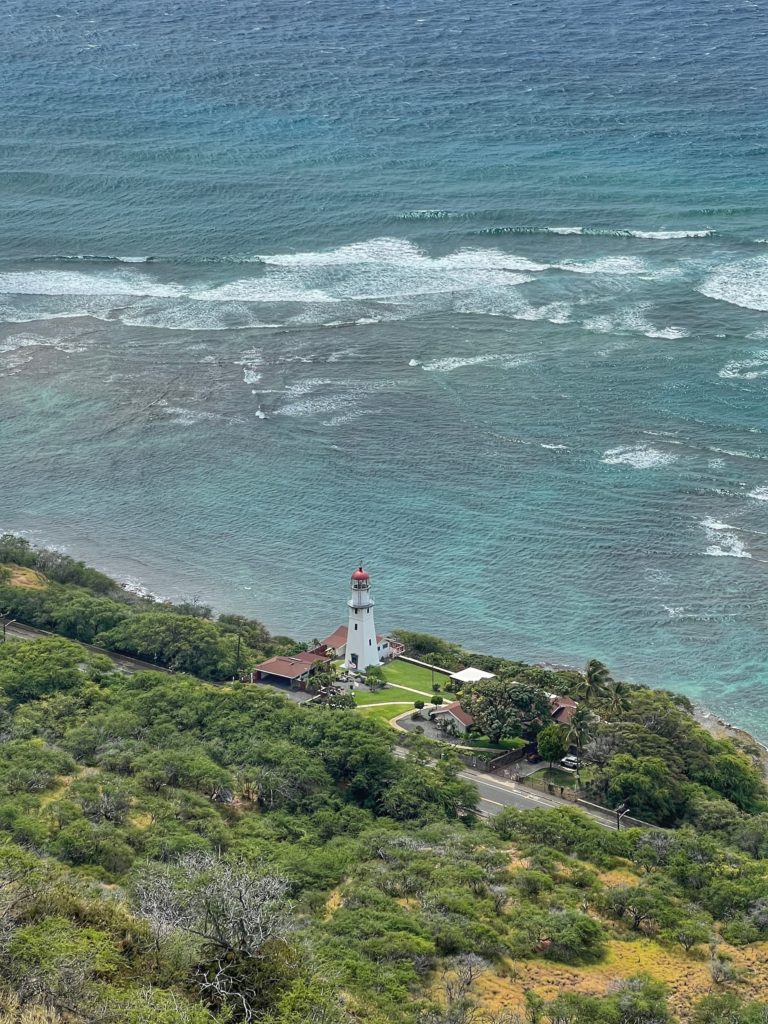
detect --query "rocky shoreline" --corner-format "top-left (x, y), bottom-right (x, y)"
top-left (694, 706), bottom-right (768, 779)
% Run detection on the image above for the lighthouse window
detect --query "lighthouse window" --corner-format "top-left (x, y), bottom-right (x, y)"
top-left (369, 639), bottom-right (372, 646)
top-left (354, 624), bottom-right (358, 631)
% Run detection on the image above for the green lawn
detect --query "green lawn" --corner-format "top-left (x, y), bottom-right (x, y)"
top-left (353, 684), bottom-right (427, 706)
top-left (351, 659), bottom-right (452, 729)
top-left (380, 659), bottom-right (448, 694)
top-left (356, 703), bottom-right (414, 725)
top-left (531, 767), bottom-right (577, 789)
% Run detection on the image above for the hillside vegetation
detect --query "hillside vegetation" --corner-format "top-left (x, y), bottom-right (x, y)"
top-left (0, 636), bottom-right (765, 1022)
top-left (0, 543), bottom-right (767, 1022)
top-left (0, 535), bottom-right (298, 680)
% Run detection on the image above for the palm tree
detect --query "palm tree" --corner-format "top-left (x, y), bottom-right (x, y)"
top-left (576, 659), bottom-right (612, 705)
top-left (565, 705), bottom-right (593, 786)
top-left (602, 679), bottom-right (631, 719)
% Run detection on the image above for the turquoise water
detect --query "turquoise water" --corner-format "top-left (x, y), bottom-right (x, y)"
top-left (3, 0), bottom-right (768, 737)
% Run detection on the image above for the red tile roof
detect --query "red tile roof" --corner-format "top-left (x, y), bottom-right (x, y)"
top-left (433, 701), bottom-right (475, 727)
top-left (320, 626), bottom-right (390, 651)
top-left (550, 694), bottom-right (577, 725)
top-left (255, 653), bottom-right (328, 681)
top-left (320, 626), bottom-right (348, 650)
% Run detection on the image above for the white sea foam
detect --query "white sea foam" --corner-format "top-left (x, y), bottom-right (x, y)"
top-left (630, 229), bottom-right (713, 240)
top-left (0, 332), bottom-right (85, 355)
top-left (748, 486), bottom-right (768, 501)
top-left (558, 256), bottom-right (649, 276)
top-left (421, 353), bottom-right (529, 373)
top-left (121, 577), bottom-right (161, 600)
top-left (662, 605), bottom-right (686, 618)
top-left (161, 406), bottom-right (226, 426)
top-left (322, 408), bottom-right (368, 426)
top-left (719, 350), bottom-right (768, 380)
top-left (601, 445), bottom-right (677, 468)
top-left (0, 269), bottom-right (184, 298)
top-left (277, 394), bottom-right (353, 418)
top-left (699, 256), bottom-right (768, 312)
top-left (255, 237), bottom-right (548, 273)
top-left (582, 306), bottom-right (688, 340)
top-left (541, 443), bottom-right (570, 450)
top-left (700, 517), bottom-right (752, 558)
top-left (284, 378), bottom-right (333, 396)
top-left (243, 369), bottom-right (262, 385)
top-left (547, 226), bottom-right (584, 235)
top-left (235, 348), bottom-right (263, 367)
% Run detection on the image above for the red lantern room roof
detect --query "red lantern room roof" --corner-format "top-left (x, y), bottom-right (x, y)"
top-left (351, 566), bottom-right (370, 581)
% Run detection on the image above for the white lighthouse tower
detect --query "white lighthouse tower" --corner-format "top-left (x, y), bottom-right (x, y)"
top-left (344, 566), bottom-right (380, 672)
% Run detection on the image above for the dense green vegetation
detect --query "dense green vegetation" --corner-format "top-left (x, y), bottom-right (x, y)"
top-left (0, 635), bottom-right (766, 1023)
top-left (0, 535), bottom-right (299, 680)
top-left (0, 546), bottom-right (766, 1021)
top-left (395, 631), bottom-right (768, 832)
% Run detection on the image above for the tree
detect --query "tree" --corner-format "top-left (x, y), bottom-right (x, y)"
top-left (602, 679), bottom-right (631, 719)
top-left (365, 666), bottom-right (387, 692)
top-left (565, 706), bottom-right (593, 782)
top-left (536, 724), bottom-right (568, 767)
top-left (134, 853), bottom-right (295, 1021)
top-left (462, 681), bottom-right (551, 743)
top-left (575, 660), bottom-right (612, 705)
top-left (605, 754), bottom-right (687, 826)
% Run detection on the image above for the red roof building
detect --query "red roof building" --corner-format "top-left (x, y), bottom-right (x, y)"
top-left (430, 701), bottom-right (475, 734)
top-left (249, 651), bottom-right (330, 690)
top-left (313, 625), bottom-right (404, 662)
top-left (550, 694), bottom-right (578, 725)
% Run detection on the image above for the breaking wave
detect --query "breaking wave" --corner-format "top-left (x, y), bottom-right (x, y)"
top-left (699, 256), bottom-right (768, 311)
top-left (700, 517), bottom-right (752, 559)
top-left (601, 445), bottom-right (677, 468)
top-left (419, 353), bottom-right (530, 372)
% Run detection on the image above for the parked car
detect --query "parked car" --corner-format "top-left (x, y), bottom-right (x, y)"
top-left (560, 755), bottom-right (580, 770)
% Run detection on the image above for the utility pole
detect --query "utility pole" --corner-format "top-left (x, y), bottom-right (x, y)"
top-left (234, 632), bottom-right (242, 681)
top-left (1, 613), bottom-right (17, 642)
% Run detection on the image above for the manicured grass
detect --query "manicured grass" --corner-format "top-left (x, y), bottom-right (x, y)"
top-left (531, 767), bottom-right (577, 788)
top-left (380, 659), bottom-right (448, 694)
top-left (357, 703), bottom-right (413, 725)
top-left (353, 685), bottom-right (427, 706)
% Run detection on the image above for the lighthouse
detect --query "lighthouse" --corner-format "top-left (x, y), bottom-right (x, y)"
top-left (344, 566), bottom-right (380, 672)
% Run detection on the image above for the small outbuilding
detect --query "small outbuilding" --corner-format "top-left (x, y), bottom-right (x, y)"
top-left (449, 667), bottom-right (496, 687)
top-left (249, 651), bottom-right (330, 691)
top-left (429, 701), bottom-right (475, 735)
top-left (549, 694), bottom-right (578, 725)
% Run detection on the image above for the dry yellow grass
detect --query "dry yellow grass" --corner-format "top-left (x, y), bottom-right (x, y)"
top-left (324, 887), bottom-right (343, 919)
top-left (598, 865), bottom-right (641, 887)
top-left (474, 938), bottom-right (768, 1022)
top-left (0, 992), bottom-right (60, 1024)
top-left (1, 564), bottom-right (47, 590)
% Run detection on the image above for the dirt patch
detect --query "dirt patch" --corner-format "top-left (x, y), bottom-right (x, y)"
top-left (2, 564), bottom-right (47, 589)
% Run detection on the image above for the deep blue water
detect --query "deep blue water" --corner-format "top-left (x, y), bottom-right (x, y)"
top-left (3, 0), bottom-right (768, 737)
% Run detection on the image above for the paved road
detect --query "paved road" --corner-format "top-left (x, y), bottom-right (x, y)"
top-left (2, 620), bottom-right (171, 675)
top-left (394, 746), bottom-right (619, 827)
top-left (462, 770), bottom-right (616, 827)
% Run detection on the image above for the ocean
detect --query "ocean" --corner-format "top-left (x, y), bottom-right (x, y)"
top-left (2, 0), bottom-right (768, 738)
